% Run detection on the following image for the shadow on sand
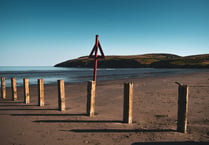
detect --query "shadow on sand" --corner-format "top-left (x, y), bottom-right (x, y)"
top-left (131, 142), bottom-right (208, 145)
top-left (11, 113), bottom-right (87, 116)
top-left (0, 100), bottom-right (40, 108)
top-left (33, 120), bottom-right (122, 123)
top-left (0, 100), bottom-right (24, 103)
top-left (0, 104), bottom-right (38, 107)
top-left (0, 103), bottom-right (58, 111)
top-left (67, 128), bottom-right (175, 133)
top-left (0, 108), bottom-right (57, 111)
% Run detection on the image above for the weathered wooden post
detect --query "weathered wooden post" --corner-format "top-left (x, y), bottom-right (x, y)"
top-left (11, 77), bottom-right (17, 101)
top-left (23, 78), bottom-right (30, 104)
top-left (177, 84), bottom-right (189, 133)
top-left (1, 77), bottom-right (6, 99)
top-left (38, 79), bottom-right (44, 106)
top-left (123, 82), bottom-right (133, 124)
top-left (87, 81), bottom-right (96, 117)
top-left (57, 80), bottom-right (65, 111)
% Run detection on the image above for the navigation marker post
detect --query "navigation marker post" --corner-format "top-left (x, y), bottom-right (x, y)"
top-left (86, 35), bottom-right (105, 117)
top-left (89, 35), bottom-right (105, 82)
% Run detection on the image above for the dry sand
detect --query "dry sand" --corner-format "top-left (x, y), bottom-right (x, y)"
top-left (0, 71), bottom-right (209, 145)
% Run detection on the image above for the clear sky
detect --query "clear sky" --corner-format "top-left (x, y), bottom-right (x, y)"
top-left (0, 0), bottom-right (209, 66)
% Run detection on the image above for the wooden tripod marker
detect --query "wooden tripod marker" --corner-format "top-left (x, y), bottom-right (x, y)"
top-left (1, 77), bottom-right (6, 99)
top-left (176, 83), bottom-right (189, 133)
top-left (57, 80), bottom-right (66, 111)
top-left (11, 77), bottom-right (17, 101)
top-left (123, 82), bottom-right (133, 124)
top-left (38, 79), bottom-right (44, 106)
top-left (87, 81), bottom-right (96, 117)
top-left (23, 78), bottom-right (30, 104)
top-left (89, 35), bottom-right (105, 82)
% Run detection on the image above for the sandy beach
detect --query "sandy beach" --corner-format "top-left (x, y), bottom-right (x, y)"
top-left (0, 71), bottom-right (209, 145)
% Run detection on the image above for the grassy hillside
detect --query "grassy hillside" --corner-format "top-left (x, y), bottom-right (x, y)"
top-left (54, 53), bottom-right (209, 68)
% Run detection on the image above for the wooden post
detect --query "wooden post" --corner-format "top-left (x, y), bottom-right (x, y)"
top-left (123, 82), bottom-right (133, 124)
top-left (1, 77), bottom-right (6, 99)
top-left (38, 79), bottom-right (44, 106)
top-left (87, 81), bottom-right (96, 117)
top-left (23, 78), bottom-right (30, 104)
top-left (11, 77), bottom-right (17, 101)
top-left (177, 84), bottom-right (189, 133)
top-left (58, 80), bottom-right (65, 111)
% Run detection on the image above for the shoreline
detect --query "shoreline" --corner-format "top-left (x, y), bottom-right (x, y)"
top-left (2, 69), bottom-right (209, 88)
top-left (1, 67), bottom-right (209, 88)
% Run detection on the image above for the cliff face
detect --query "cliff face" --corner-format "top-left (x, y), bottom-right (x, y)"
top-left (54, 53), bottom-right (209, 68)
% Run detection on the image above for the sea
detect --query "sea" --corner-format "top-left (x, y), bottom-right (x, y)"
top-left (0, 66), bottom-right (208, 86)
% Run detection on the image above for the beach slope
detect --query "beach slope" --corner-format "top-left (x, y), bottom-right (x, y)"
top-left (0, 71), bottom-right (209, 145)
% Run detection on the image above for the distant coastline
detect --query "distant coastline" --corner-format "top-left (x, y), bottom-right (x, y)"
top-left (55, 53), bottom-right (209, 68)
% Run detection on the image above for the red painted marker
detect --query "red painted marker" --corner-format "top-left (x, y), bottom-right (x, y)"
top-left (89, 35), bottom-right (105, 82)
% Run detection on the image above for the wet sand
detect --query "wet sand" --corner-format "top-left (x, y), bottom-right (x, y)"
top-left (0, 71), bottom-right (209, 145)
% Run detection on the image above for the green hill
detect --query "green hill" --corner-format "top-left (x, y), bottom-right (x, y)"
top-left (54, 53), bottom-right (209, 68)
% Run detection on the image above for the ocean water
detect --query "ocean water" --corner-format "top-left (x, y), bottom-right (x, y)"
top-left (0, 66), bottom-right (208, 86)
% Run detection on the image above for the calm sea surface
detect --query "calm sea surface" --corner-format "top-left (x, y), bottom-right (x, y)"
top-left (0, 66), bottom-right (208, 86)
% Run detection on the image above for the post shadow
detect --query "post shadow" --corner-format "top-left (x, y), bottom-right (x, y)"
top-left (66, 128), bottom-right (175, 133)
top-left (0, 108), bottom-right (57, 111)
top-left (131, 142), bottom-right (208, 145)
top-left (0, 100), bottom-right (24, 103)
top-left (11, 113), bottom-right (87, 117)
top-left (0, 104), bottom-right (37, 107)
top-left (33, 120), bottom-right (122, 123)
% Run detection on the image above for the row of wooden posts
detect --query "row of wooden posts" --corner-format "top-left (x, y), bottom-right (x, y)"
top-left (1, 77), bottom-right (67, 111)
top-left (1, 77), bottom-right (188, 133)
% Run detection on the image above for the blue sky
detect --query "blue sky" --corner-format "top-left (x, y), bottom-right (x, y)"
top-left (0, 0), bottom-right (209, 66)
